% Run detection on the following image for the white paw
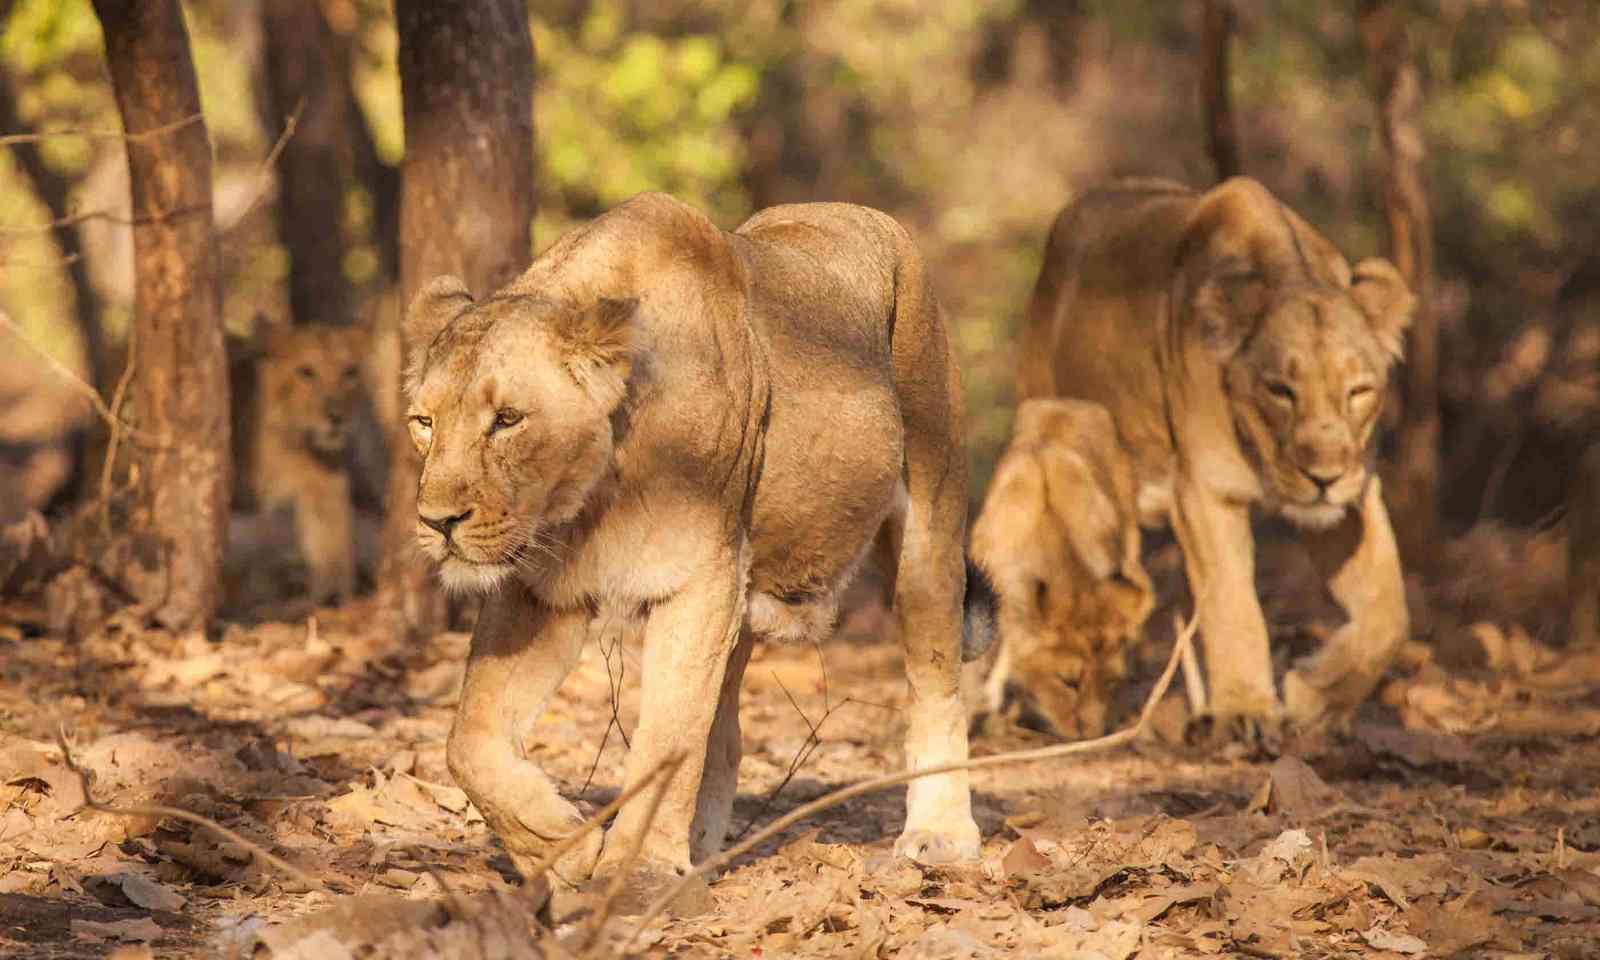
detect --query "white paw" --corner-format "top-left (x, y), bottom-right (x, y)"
top-left (894, 822), bottom-right (981, 865)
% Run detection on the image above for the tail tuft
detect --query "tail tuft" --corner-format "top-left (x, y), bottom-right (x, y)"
top-left (961, 558), bottom-right (998, 662)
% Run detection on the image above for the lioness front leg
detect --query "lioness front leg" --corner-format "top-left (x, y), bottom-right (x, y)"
top-left (447, 586), bottom-right (595, 887)
top-left (1284, 477), bottom-right (1408, 728)
top-left (1171, 476), bottom-right (1279, 726)
top-left (593, 545), bottom-right (745, 902)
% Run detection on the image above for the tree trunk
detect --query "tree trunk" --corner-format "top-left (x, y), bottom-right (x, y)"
top-left (1360, 0), bottom-right (1437, 561)
top-left (380, 0), bottom-right (536, 636)
top-left (261, 0), bottom-right (352, 326)
top-left (1200, 0), bottom-right (1242, 181)
top-left (90, 0), bottom-right (229, 631)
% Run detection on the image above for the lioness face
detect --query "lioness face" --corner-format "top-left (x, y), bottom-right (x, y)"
top-left (261, 325), bottom-right (367, 458)
top-left (404, 289), bottom-right (636, 594)
top-left (1226, 291), bottom-right (1392, 529)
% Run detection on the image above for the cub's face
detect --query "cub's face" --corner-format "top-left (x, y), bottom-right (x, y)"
top-left (1225, 291), bottom-right (1392, 529)
top-left (403, 285), bottom-right (635, 594)
top-left (1016, 558), bottom-right (1153, 740)
top-left (260, 325), bottom-right (368, 457)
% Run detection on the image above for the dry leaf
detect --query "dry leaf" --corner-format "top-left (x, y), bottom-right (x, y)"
top-left (113, 872), bottom-right (186, 911)
top-left (1362, 926), bottom-right (1427, 954)
top-left (70, 917), bottom-right (164, 942)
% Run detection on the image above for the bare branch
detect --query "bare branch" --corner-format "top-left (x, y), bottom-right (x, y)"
top-left (0, 112), bottom-right (202, 147)
top-left (0, 310), bottom-right (166, 448)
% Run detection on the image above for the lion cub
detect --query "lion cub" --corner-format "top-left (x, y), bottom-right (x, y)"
top-left (240, 323), bottom-right (371, 605)
top-left (970, 398), bottom-right (1154, 739)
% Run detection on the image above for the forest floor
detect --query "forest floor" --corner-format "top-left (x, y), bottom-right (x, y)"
top-left (3, 531), bottom-right (1600, 959)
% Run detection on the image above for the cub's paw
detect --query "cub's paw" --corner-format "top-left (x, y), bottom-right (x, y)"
top-left (894, 823), bottom-right (981, 865)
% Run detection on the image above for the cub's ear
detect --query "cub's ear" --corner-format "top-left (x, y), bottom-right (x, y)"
top-left (1182, 259), bottom-right (1269, 361)
top-left (552, 297), bottom-right (639, 376)
top-left (1349, 258), bottom-right (1415, 361)
top-left (404, 276), bottom-right (474, 352)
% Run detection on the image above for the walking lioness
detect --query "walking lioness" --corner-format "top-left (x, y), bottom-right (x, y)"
top-left (1018, 177), bottom-right (1414, 737)
top-left (402, 193), bottom-right (989, 902)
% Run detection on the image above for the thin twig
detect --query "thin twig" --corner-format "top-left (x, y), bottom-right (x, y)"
top-left (99, 317), bottom-right (138, 531)
top-left (55, 724), bottom-right (331, 893)
top-left (578, 755), bottom-right (681, 953)
top-left (0, 113), bottom-right (201, 147)
top-left (519, 751), bottom-right (685, 886)
top-left (0, 310), bottom-right (165, 448)
top-left (221, 101), bottom-right (301, 231)
top-left (623, 606), bottom-right (1201, 947)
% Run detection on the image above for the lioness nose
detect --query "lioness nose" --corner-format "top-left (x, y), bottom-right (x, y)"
top-left (420, 508), bottom-right (472, 538)
top-left (1302, 465), bottom-right (1343, 492)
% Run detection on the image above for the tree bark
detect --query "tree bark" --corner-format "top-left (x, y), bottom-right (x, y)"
top-left (261, 0), bottom-right (352, 326)
top-left (1200, 0), bottom-right (1242, 181)
top-left (90, 0), bottom-right (230, 631)
top-left (381, 0), bottom-right (536, 636)
top-left (1360, 0), bottom-right (1437, 561)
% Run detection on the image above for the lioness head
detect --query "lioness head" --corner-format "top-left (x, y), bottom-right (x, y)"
top-left (260, 323), bottom-right (369, 458)
top-left (1178, 183), bottom-right (1416, 529)
top-left (402, 277), bottom-right (638, 594)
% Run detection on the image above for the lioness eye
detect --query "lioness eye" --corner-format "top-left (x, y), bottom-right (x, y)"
top-left (492, 408), bottom-right (523, 432)
top-left (1265, 381), bottom-right (1295, 403)
top-left (409, 415), bottom-right (432, 429)
top-left (1349, 384), bottom-right (1375, 401)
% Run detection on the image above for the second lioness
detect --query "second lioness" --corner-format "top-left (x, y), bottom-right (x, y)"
top-left (1018, 176), bottom-right (1414, 733)
top-left (403, 194), bottom-right (988, 901)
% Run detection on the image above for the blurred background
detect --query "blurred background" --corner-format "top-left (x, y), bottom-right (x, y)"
top-left (2, 0), bottom-right (1597, 630)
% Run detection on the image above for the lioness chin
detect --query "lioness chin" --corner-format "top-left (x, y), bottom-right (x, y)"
top-left (1017, 176), bottom-right (1415, 737)
top-left (403, 193), bottom-right (991, 906)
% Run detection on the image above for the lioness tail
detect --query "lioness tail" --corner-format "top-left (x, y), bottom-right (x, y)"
top-left (961, 558), bottom-right (998, 663)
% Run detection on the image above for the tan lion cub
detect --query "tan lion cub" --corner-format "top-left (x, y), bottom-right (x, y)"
top-left (246, 323), bottom-right (371, 605)
top-left (402, 193), bottom-right (992, 905)
top-left (970, 398), bottom-right (1154, 739)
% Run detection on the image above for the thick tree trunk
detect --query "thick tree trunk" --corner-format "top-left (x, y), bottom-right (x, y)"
top-left (90, 0), bottom-right (229, 631)
top-left (1360, 0), bottom-right (1438, 561)
top-left (261, 0), bottom-right (352, 326)
top-left (380, 0), bottom-right (536, 636)
top-left (1200, 0), bottom-right (1242, 181)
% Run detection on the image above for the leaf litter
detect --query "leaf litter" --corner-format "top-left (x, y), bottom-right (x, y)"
top-left (3, 531), bottom-right (1600, 956)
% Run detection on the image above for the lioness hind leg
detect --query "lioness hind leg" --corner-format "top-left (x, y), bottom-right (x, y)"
top-left (1284, 478), bottom-right (1408, 727)
top-left (885, 314), bottom-right (980, 862)
top-left (447, 588), bottom-right (596, 887)
top-left (688, 627), bottom-right (755, 864)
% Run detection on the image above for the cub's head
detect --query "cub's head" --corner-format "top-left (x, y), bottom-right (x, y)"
top-left (972, 399), bottom-right (1156, 740)
top-left (402, 277), bottom-right (637, 594)
top-left (1178, 183), bottom-right (1416, 529)
top-left (260, 323), bottom-right (369, 458)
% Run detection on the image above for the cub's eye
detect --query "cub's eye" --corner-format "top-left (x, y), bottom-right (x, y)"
top-left (296, 365), bottom-right (316, 381)
top-left (341, 365), bottom-right (360, 381)
top-left (491, 408), bottom-right (523, 432)
top-left (1348, 384), bottom-right (1376, 402)
top-left (1264, 381), bottom-right (1296, 403)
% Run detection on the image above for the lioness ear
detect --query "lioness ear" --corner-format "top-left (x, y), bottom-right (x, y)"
top-left (1186, 263), bottom-right (1269, 361)
top-left (1349, 258), bottom-right (1415, 361)
top-left (404, 276), bottom-right (474, 352)
top-left (554, 297), bottom-right (638, 371)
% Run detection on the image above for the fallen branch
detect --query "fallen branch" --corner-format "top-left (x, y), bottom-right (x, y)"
top-left (55, 724), bottom-right (332, 893)
top-left (624, 607), bottom-right (1201, 946)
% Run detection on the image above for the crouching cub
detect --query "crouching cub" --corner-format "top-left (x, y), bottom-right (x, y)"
top-left (402, 194), bottom-right (990, 902)
top-left (970, 398), bottom-right (1154, 739)
top-left (1017, 177), bottom-right (1415, 735)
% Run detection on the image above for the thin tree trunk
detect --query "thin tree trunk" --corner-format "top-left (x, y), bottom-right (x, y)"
top-left (1360, 0), bottom-right (1437, 560)
top-left (261, 0), bottom-right (352, 326)
top-left (89, 0), bottom-right (229, 631)
top-left (1201, 0), bottom-right (1242, 181)
top-left (380, 0), bottom-right (536, 636)
top-left (0, 61), bottom-right (106, 507)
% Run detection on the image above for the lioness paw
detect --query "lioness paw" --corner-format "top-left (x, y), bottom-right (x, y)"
top-left (1183, 710), bottom-right (1283, 760)
top-left (894, 823), bottom-right (981, 865)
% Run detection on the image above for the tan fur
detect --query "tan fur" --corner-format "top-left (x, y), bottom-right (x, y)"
top-left (1018, 177), bottom-right (1414, 731)
top-left (970, 399), bottom-right (1153, 739)
top-left (251, 323), bottom-right (370, 604)
top-left (403, 193), bottom-right (982, 894)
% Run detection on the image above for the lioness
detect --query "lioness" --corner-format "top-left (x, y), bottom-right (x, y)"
top-left (245, 323), bottom-right (371, 605)
top-left (402, 193), bottom-right (989, 899)
top-left (1017, 177), bottom-right (1414, 733)
top-left (970, 398), bottom-right (1154, 739)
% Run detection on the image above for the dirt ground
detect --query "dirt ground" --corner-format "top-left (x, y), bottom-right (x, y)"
top-left (3, 531), bottom-right (1600, 959)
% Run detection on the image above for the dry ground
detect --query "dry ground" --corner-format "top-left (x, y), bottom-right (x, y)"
top-left (2, 532), bottom-right (1600, 959)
